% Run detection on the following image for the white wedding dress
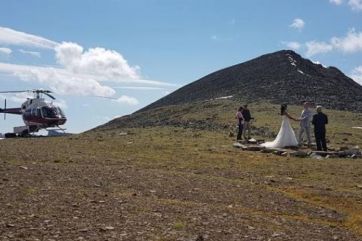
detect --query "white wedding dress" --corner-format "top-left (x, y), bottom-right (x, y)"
top-left (261, 115), bottom-right (298, 148)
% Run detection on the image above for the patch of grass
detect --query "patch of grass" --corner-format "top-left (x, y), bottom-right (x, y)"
top-left (173, 221), bottom-right (186, 230)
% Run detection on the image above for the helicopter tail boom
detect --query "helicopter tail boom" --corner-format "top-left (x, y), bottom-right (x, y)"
top-left (0, 107), bottom-right (22, 115)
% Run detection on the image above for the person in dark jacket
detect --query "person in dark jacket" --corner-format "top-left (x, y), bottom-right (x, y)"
top-left (236, 106), bottom-right (244, 141)
top-left (312, 106), bottom-right (328, 151)
top-left (242, 104), bottom-right (252, 140)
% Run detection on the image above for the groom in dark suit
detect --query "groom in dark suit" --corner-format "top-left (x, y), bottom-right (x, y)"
top-left (312, 106), bottom-right (328, 151)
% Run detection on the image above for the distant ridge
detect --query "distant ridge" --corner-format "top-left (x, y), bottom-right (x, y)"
top-left (140, 50), bottom-right (362, 112)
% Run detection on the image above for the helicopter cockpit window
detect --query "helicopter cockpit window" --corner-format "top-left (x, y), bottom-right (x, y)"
top-left (57, 107), bottom-right (66, 118)
top-left (41, 107), bottom-right (58, 118)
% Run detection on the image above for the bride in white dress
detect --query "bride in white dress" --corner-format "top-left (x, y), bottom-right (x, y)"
top-left (261, 104), bottom-right (299, 148)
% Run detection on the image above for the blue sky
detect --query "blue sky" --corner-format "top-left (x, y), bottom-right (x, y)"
top-left (0, 0), bottom-right (362, 133)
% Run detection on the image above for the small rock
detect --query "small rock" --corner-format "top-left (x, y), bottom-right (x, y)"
top-left (100, 226), bottom-right (115, 231)
top-left (19, 166), bottom-right (28, 170)
top-left (195, 234), bottom-right (204, 241)
top-left (248, 138), bottom-right (258, 144)
top-left (290, 150), bottom-right (309, 158)
top-left (246, 145), bottom-right (263, 151)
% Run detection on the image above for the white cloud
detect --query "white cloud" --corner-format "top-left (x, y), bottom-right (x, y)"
top-left (350, 66), bottom-right (362, 84)
top-left (0, 26), bottom-right (58, 49)
top-left (211, 35), bottom-right (218, 41)
top-left (55, 42), bottom-right (140, 80)
top-left (283, 41), bottom-right (301, 50)
top-left (348, 0), bottom-right (362, 11)
top-left (330, 29), bottom-right (362, 52)
top-left (0, 26), bottom-right (176, 100)
top-left (305, 29), bottom-right (362, 56)
top-left (0, 62), bottom-right (115, 97)
top-left (19, 49), bottom-right (41, 58)
top-left (0, 92), bottom-right (33, 104)
top-left (289, 18), bottom-right (305, 30)
top-left (305, 41), bottom-right (333, 57)
top-left (329, 0), bottom-right (362, 11)
top-left (0, 47), bottom-right (12, 55)
top-left (115, 95), bottom-right (139, 105)
top-left (330, 0), bottom-right (343, 5)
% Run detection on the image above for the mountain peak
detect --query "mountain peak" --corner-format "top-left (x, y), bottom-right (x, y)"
top-left (140, 50), bottom-right (362, 112)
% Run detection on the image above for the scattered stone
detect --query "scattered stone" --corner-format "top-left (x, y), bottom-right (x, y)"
top-left (100, 226), bottom-right (115, 231)
top-left (195, 235), bottom-right (204, 241)
top-left (247, 138), bottom-right (258, 144)
top-left (119, 132), bottom-right (128, 136)
top-left (310, 153), bottom-right (323, 160)
top-left (19, 166), bottom-right (28, 170)
top-left (290, 150), bottom-right (309, 158)
top-left (260, 148), bottom-right (274, 153)
top-left (272, 150), bottom-right (285, 156)
top-left (246, 145), bottom-right (263, 151)
top-left (233, 143), bottom-right (247, 149)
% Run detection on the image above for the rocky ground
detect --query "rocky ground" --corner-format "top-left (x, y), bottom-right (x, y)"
top-left (0, 126), bottom-right (362, 241)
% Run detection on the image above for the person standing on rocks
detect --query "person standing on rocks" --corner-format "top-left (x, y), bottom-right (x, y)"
top-left (242, 104), bottom-right (253, 140)
top-left (298, 102), bottom-right (313, 147)
top-left (312, 106), bottom-right (328, 151)
top-left (236, 106), bottom-right (245, 141)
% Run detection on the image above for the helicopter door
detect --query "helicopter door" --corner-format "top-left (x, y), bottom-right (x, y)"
top-left (36, 108), bottom-right (42, 117)
top-left (31, 108), bottom-right (37, 117)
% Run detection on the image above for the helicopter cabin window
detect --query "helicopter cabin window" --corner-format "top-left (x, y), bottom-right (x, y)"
top-left (57, 107), bottom-right (66, 118)
top-left (31, 108), bottom-right (37, 116)
top-left (37, 108), bottom-right (42, 117)
top-left (41, 107), bottom-right (58, 118)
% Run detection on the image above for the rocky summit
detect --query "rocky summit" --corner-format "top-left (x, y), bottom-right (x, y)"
top-left (140, 50), bottom-right (362, 112)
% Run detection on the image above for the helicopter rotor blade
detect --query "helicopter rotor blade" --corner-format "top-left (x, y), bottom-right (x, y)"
top-left (44, 92), bottom-right (56, 100)
top-left (0, 89), bottom-right (56, 100)
top-left (0, 90), bottom-right (30, 94)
